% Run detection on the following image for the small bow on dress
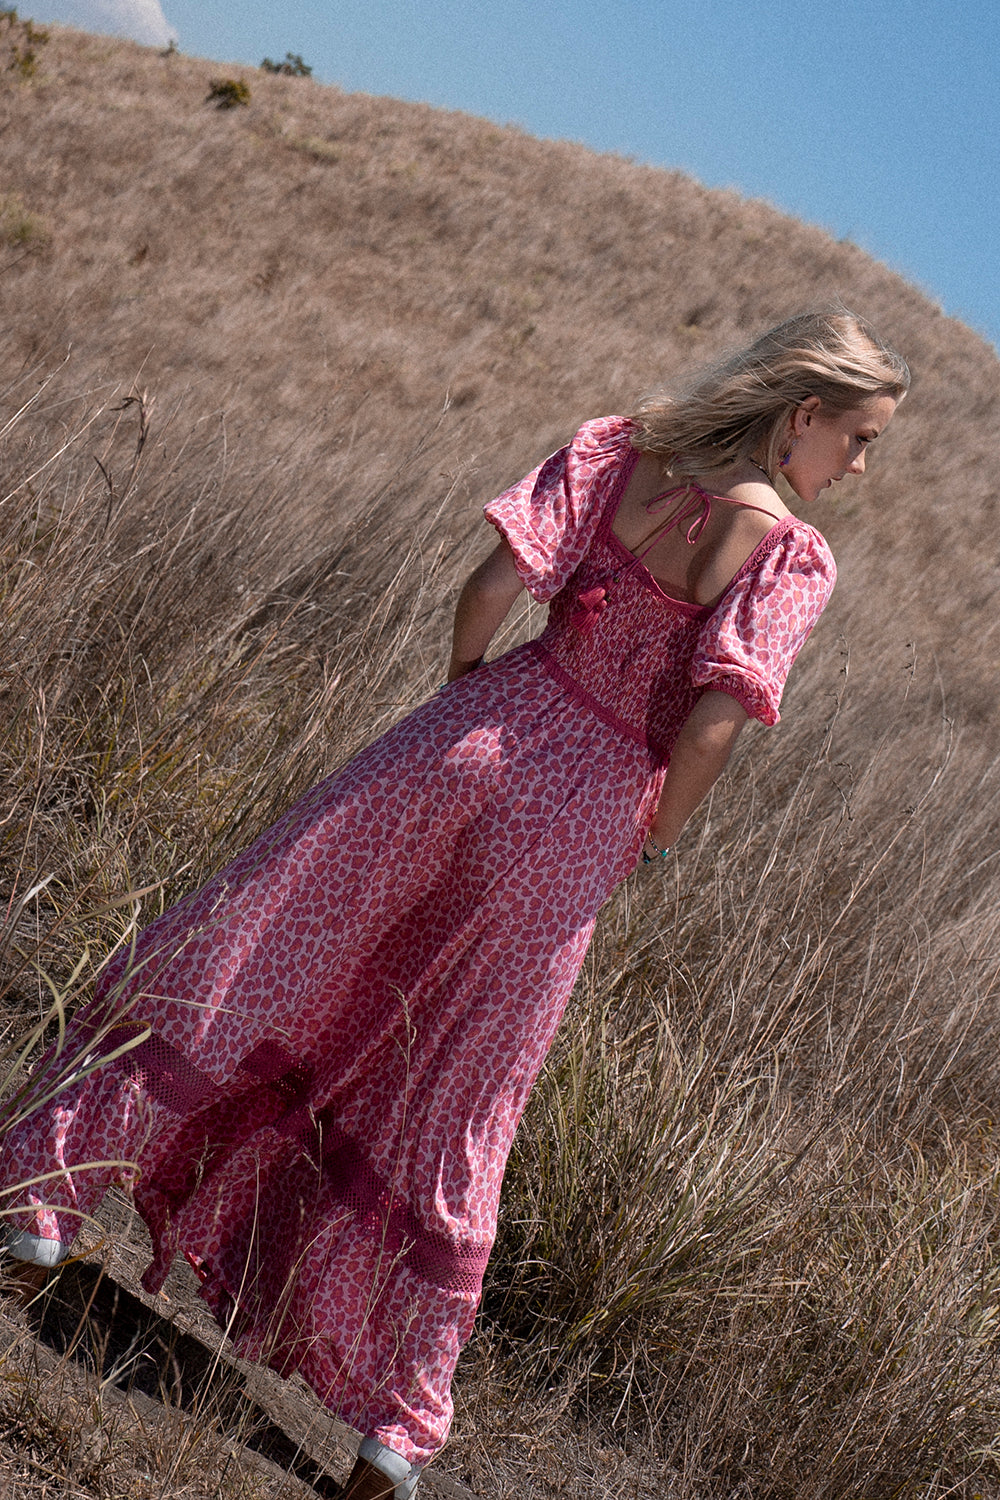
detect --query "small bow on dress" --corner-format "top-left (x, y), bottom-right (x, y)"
top-left (572, 584), bottom-right (611, 633)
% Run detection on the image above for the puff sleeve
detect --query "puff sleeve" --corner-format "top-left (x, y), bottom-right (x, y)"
top-left (483, 416), bottom-right (634, 602)
top-left (691, 521), bottom-right (837, 726)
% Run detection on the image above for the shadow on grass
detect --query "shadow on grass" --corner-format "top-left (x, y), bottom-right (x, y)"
top-left (31, 1257), bottom-right (346, 1498)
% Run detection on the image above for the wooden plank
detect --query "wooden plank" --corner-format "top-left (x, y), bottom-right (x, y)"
top-left (5, 1257), bottom-right (479, 1499)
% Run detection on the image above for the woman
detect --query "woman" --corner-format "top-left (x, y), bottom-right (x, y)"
top-left (1, 311), bottom-right (907, 1499)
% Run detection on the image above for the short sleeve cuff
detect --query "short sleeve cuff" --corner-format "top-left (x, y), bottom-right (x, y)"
top-left (697, 671), bottom-right (780, 727)
top-left (483, 500), bottom-right (557, 600)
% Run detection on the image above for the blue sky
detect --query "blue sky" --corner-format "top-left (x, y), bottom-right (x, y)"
top-left (25, 0), bottom-right (1000, 352)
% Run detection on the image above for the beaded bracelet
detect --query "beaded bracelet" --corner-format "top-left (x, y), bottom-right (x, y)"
top-left (641, 833), bottom-right (672, 864)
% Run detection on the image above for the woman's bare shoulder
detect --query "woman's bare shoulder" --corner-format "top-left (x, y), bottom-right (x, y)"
top-left (717, 477), bottom-right (792, 524)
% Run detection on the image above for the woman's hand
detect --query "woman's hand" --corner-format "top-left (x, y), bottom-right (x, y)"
top-left (445, 656), bottom-right (483, 683)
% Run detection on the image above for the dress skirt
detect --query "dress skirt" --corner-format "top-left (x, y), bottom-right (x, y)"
top-left (1, 643), bottom-right (660, 1465)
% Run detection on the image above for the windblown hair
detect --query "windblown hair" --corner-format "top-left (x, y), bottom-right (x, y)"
top-left (630, 310), bottom-right (910, 480)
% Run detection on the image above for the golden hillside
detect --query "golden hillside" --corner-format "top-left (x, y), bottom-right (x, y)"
top-left (3, 25), bottom-right (998, 717)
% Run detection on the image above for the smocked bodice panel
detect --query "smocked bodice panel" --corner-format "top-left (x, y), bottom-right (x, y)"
top-left (532, 531), bottom-right (709, 764)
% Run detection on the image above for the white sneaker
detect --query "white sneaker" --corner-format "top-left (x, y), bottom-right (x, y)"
top-left (1, 1224), bottom-right (69, 1269)
top-left (358, 1437), bottom-right (422, 1498)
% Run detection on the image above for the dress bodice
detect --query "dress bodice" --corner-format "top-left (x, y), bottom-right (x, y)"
top-left (485, 415), bottom-right (837, 768)
top-left (534, 518), bottom-right (718, 765)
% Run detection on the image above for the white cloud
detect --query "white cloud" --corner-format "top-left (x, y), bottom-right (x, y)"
top-left (26, 0), bottom-right (177, 49)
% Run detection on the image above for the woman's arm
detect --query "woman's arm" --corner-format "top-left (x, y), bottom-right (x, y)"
top-left (645, 690), bottom-right (748, 856)
top-left (447, 537), bottom-right (525, 681)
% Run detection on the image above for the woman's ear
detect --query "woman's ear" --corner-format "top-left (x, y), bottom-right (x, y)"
top-left (792, 395), bottom-right (821, 434)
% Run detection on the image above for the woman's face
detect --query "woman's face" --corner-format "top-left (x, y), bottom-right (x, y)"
top-left (782, 394), bottom-right (899, 504)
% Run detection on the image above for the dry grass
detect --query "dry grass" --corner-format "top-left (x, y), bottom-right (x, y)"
top-left (3, 20), bottom-right (1000, 1500)
top-left (0, 1370), bottom-right (311, 1500)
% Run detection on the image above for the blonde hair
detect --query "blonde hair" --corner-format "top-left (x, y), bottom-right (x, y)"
top-left (630, 310), bottom-right (910, 479)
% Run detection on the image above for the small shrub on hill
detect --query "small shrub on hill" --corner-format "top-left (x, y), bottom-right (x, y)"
top-left (0, 6), bottom-right (49, 79)
top-left (207, 77), bottom-right (250, 109)
top-left (0, 193), bottom-right (49, 248)
top-left (293, 135), bottom-right (341, 162)
top-left (260, 51), bottom-right (312, 77)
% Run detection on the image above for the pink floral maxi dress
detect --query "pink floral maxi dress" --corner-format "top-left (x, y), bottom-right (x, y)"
top-left (1, 417), bottom-right (835, 1466)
